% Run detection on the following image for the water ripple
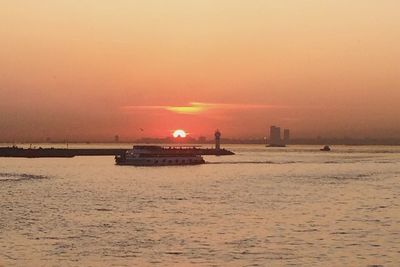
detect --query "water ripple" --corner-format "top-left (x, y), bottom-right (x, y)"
top-left (0, 172), bottom-right (48, 182)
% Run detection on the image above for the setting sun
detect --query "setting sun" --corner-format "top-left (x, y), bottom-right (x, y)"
top-left (173, 129), bottom-right (187, 138)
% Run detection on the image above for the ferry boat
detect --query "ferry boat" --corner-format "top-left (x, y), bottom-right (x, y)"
top-left (115, 145), bottom-right (206, 166)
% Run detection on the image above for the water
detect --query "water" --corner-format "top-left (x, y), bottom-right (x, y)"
top-left (1, 145), bottom-right (399, 266)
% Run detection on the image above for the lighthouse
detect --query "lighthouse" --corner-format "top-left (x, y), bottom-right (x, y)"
top-left (215, 130), bottom-right (221, 150)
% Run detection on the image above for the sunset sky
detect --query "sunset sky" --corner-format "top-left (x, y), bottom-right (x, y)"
top-left (1, 1), bottom-right (399, 141)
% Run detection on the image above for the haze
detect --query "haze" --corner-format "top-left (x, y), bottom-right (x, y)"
top-left (1, 0), bottom-right (399, 141)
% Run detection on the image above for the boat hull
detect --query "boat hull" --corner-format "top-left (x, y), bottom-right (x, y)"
top-left (115, 156), bottom-right (205, 166)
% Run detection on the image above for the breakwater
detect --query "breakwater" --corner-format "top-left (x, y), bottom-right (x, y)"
top-left (0, 146), bottom-right (234, 158)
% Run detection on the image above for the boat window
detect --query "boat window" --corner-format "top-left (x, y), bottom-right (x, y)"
top-left (176, 159), bottom-right (179, 163)
top-left (155, 160), bottom-right (158, 163)
top-left (162, 159), bottom-right (166, 162)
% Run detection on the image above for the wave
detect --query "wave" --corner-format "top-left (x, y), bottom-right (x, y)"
top-left (206, 161), bottom-right (298, 165)
top-left (0, 172), bottom-right (48, 182)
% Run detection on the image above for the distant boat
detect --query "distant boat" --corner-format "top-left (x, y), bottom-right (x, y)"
top-left (115, 145), bottom-right (206, 166)
top-left (266, 144), bottom-right (286, 147)
top-left (320, 145), bottom-right (331, 151)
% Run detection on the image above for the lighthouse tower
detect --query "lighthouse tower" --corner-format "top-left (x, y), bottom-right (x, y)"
top-left (215, 130), bottom-right (221, 150)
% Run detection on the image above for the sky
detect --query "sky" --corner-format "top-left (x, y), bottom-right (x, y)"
top-left (1, 0), bottom-right (399, 141)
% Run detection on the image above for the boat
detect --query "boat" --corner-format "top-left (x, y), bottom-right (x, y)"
top-left (266, 144), bottom-right (286, 148)
top-left (320, 145), bottom-right (331, 151)
top-left (115, 145), bottom-right (206, 166)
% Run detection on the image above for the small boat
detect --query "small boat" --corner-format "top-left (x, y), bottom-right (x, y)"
top-left (320, 145), bottom-right (331, 151)
top-left (266, 144), bottom-right (286, 148)
top-left (115, 145), bottom-right (205, 166)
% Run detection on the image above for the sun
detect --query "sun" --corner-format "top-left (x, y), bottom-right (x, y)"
top-left (173, 129), bottom-right (187, 138)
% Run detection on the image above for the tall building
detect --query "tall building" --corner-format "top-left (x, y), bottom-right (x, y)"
top-left (283, 129), bottom-right (290, 144)
top-left (269, 126), bottom-right (281, 146)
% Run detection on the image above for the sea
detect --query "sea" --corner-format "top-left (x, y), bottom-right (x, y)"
top-left (0, 144), bottom-right (399, 267)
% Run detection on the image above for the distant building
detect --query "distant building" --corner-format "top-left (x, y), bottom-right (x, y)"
top-left (269, 126), bottom-right (282, 146)
top-left (268, 126), bottom-right (290, 147)
top-left (283, 129), bottom-right (290, 144)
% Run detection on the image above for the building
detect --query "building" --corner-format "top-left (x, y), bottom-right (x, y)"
top-left (269, 126), bottom-right (282, 146)
top-left (283, 129), bottom-right (290, 144)
top-left (268, 126), bottom-right (290, 147)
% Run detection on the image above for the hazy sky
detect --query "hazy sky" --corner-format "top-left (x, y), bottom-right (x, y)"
top-left (1, 0), bottom-right (399, 141)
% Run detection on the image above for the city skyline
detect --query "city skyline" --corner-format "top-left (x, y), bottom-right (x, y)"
top-left (1, 1), bottom-right (400, 141)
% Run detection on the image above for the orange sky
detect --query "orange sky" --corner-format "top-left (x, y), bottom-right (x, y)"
top-left (1, 1), bottom-right (399, 141)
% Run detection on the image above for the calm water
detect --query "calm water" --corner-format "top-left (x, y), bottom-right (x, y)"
top-left (1, 145), bottom-right (399, 266)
